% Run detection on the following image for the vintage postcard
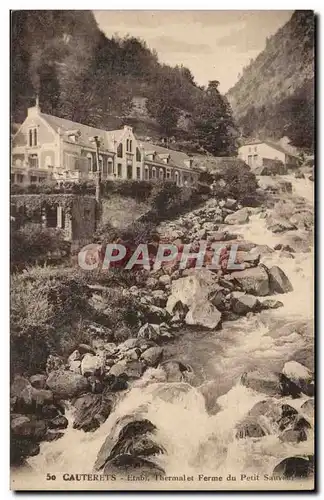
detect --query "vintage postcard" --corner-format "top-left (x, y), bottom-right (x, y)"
top-left (10, 10), bottom-right (315, 491)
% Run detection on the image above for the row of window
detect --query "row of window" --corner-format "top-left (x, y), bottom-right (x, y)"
top-left (248, 146), bottom-right (258, 153)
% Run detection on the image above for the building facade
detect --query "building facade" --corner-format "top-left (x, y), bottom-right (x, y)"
top-left (11, 101), bottom-right (198, 187)
top-left (238, 140), bottom-right (300, 169)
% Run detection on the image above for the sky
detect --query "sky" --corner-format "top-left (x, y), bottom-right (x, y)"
top-left (93, 10), bottom-right (293, 93)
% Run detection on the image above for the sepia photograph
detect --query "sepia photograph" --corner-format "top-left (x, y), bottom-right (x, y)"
top-left (10, 9), bottom-right (315, 491)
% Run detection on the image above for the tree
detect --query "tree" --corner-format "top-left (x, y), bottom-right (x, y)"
top-left (192, 81), bottom-right (238, 156)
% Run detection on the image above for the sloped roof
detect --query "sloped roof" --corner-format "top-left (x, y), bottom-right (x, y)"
top-left (139, 140), bottom-right (191, 169)
top-left (41, 113), bottom-right (123, 151)
top-left (240, 139), bottom-right (299, 158)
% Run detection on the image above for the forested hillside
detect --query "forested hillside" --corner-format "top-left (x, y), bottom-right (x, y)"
top-left (11, 10), bottom-right (237, 156)
top-left (227, 10), bottom-right (315, 149)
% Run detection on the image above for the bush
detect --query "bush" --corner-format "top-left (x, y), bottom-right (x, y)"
top-left (10, 268), bottom-right (92, 374)
top-left (11, 224), bottom-right (70, 270)
top-left (148, 180), bottom-right (204, 219)
top-left (211, 163), bottom-right (259, 204)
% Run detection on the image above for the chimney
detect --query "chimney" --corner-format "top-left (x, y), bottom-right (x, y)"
top-left (27, 94), bottom-right (41, 118)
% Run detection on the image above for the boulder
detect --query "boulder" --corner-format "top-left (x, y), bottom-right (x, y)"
top-left (11, 439), bottom-right (40, 464)
top-left (159, 360), bottom-right (190, 383)
top-left (109, 360), bottom-right (144, 379)
top-left (41, 404), bottom-right (62, 419)
top-left (73, 391), bottom-right (116, 432)
top-left (46, 370), bottom-right (89, 399)
top-left (273, 455), bottom-right (314, 479)
top-left (185, 300), bottom-right (222, 330)
top-left (231, 293), bottom-right (259, 315)
top-left (268, 266), bottom-right (293, 294)
top-left (290, 346), bottom-right (314, 372)
top-left (241, 370), bottom-right (282, 396)
top-left (230, 266), bottom-right (270, 296)
top-left (141, 347), bottom-right (163, 367)
top-left (48, 415), bottom-right (68, 430)
top-left (166, 269), bottom-right (219, 314)
top-left (290, 211), bottom-right (314, 229)
top-left (260, 299), bottom-right (284, 310)
top-left (94, 418), bottom-right (164, 475)
top-left (301, 399), bottom-right (314, 421)
top-left (235, 417), bottom-right (266, 439)
top-left (11, 415), bottom-right (47, 440)
top-left (81, 354), bottom-right (105, 378)
top-left (78, 344), bottom-right (96, 356)
top-left (224, 207), bottom-right (250, 225)
top-left (279, 429), bottom-right (307, 443)
top-left (68, 350), bottom-right (81, 364)
top-left (11, 376), bottom-right (53, 411)
top-left (103, 373), bottom-right (128, 392)
top-left (267, 219), bottom-right (297, 233)
top-left (29, 374), bottom-right (47, 390)
top-left (282, 361), bottom-right (314, 397)
top-left (158, 275), bottom-right (171, 288)
top-left (69, 360), bottom-right (81, 374)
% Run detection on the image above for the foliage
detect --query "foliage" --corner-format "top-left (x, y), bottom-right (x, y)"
top-left (211, 162), bottom-right (259, 204)
top-left (11, 224), bottom-right (69, 270)
top-left (10, 267), bottom-right (92, 374)
top-left (191, 81), bottom-right (238, 156)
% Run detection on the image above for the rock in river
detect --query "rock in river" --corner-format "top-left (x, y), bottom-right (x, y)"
top-left (230, 266), bottom-right (270, 296)
top-left (46, 370), bottom-right (89, 399)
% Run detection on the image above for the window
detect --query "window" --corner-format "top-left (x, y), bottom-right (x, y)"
top-left (28, 154), bottom-right (38, 168)
top-left (253, 154), bottom-right (258, 164)
top-left (117, 163), bottom-right (122, 177)
top-left (30, 176), bottom-right (37, 184)
top-left (175, 171), bottom-right (179, 186)
top-left (28, 128), bottom-right (38, 146)
top-left (129, 140), bottom-right (132, 152)
top-left (248, 147), bottom-right (251, 153)
top-left (136, 166), bottom-right (141, 179)
top-left (166, 169), bottom-right (171, 179)
top-left (126, 139), bottom-right (129, 151)
top-left (103, 160), bottom-right (108, 177)
top-left (254, 146), bottom-right (257, 152)
top-left (117, 143), bottom-right (123, 158)
top-left (108, 159), bottom-right (113, 175)
top-left (17, 174), bottom-right (24, 183)
top-left (159, 168), bottom-right (164, 179)
top-left (152, 167), bottom-right (156, 179)
top-left (247, 155), bottom-right (252, 166)
top-left (144, 166), bottom-right (149, 180)
top-left (87, 154), bottom-right (92, 172)
top-left (136, 147), bottom-right (141, 162)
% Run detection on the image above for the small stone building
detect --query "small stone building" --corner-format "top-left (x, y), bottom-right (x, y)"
top-left (11, 194), bottom-right (98, 245)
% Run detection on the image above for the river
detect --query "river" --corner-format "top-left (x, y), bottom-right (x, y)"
top-left (12, 175), bottom-right (314, 490)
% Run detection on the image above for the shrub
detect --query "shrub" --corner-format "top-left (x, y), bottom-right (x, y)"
top-left (10, 268), bottom-right (93, 374)
top-left (11, 224), bottom-right (70, 270)
top-left (211, 163), bottom-right (259, 204)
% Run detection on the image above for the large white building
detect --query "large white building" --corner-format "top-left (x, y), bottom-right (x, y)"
top-left (11, 100), bottom-right (199, 187)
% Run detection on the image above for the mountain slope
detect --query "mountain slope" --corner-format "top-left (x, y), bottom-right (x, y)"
top-left (227, 10), bottom-right (315, 149)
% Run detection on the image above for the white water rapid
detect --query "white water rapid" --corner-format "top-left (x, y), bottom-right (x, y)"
top-left (13, 175), bottom-right (314, 491)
